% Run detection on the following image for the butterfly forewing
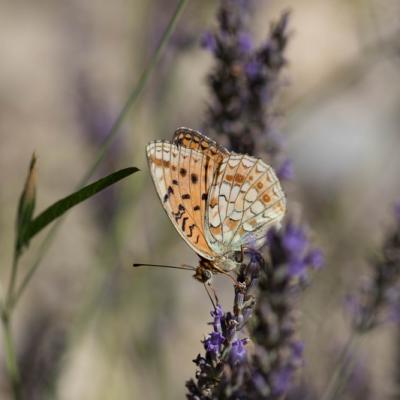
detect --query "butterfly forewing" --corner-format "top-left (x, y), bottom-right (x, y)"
top-left (147, 139), bottom-right (223, 260)
top-left (173, 127), bottom-right (228, 159)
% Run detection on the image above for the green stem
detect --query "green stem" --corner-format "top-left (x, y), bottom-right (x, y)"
top-left (320, 333), bottom-right (359, 400)
top-left (2, 249), bottom-right (22, 399)
top-left (11, 0), bottom-right (189, 310)
top-left (11, 224), bottom-right (57, 310)
top-left (5, 251), bottom-right (19, 310)
top-left (1, 311), bottom-right (21, 400)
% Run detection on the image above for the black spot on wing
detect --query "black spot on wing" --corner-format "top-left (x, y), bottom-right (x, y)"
top-left (182, 217), bottom-right (188, 231)
top-left (163, 186), bottom-right (174, 203)
top-left (187, 224), bottom-right (195, 238)
top-left (191, 173), bottom-right (198, 184)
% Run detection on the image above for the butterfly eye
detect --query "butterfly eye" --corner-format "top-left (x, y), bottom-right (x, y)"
top-left (193, 267), bottom-right (213, 283)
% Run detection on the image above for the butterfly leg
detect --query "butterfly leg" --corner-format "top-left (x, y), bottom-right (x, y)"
top-left (203, 282), bottom-right (219, 308)
top-left (237, 245), bottom-right (245, 263)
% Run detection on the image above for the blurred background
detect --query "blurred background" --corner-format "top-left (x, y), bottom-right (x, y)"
top-left (1, 0), bottom-right (400, 398)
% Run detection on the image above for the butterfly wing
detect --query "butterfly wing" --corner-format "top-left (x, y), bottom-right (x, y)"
top-left (205, 153), bottom-right (286, 254)
top-left (146, 139), bottom-right (224, 260)
top-left (173, 127), bottom-right (229, 158)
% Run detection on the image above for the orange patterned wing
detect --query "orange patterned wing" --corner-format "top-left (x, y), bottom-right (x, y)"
top-left (205, 153), bottom-right (286, 254)
top-left (173, 127), bottom-right (229, 159)
top-left (146, 139), bottom-right (224, 260)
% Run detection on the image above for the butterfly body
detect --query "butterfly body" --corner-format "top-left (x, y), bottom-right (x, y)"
top-left (146, 127), bottom-right (286, 282)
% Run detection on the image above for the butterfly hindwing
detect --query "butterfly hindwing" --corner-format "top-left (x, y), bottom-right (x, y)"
top-left (205, 153), bottom-right (286, 254)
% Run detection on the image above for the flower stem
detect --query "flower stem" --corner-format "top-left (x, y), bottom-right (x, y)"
top-left (10, 0), bottom-right (189, 310)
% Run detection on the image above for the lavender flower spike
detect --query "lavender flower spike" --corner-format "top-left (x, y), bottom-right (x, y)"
top-left (348, 202), bottom-right (400, 332)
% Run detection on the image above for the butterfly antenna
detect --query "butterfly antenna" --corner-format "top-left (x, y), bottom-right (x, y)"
top-left (133, 263), bottom-right (195, 271)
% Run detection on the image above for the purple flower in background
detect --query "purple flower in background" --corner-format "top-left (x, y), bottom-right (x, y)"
top-left (277, 158), bottom-right (294, 180)
top-left (348, 202), bottom-right (400, 332)
top-left (201, 31), bottom-right (217, 52)
top-left (268, 222), bottom-right (323, 281)
top-left (282, 223), bottom-right (308, 256)
top-left (306, 249), bottom-right (324, 270)
top-left (238, 32), bottom-right (253, 53)
top-left (245, 59), bottom-right (263, 79)
top-left (291, 340), bottom-right (305, 363)
top-left (272, 367), bottom-right (293, 396)
top-left (243, 222), bottom-right (322, 398)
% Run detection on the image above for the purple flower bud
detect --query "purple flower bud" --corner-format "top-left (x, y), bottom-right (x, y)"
top-left (305, 249), bottom-right (324, 269)
top-left (230, 339), bottom-right (247, 364)
top-left (201, 31), bottom-right (217, 52)
top-left (211, 304), bottom-right (224, 319)
top-left (204, 332), bottom-right (225, 356)
top-left (211, 304), bottom-right (224, 332)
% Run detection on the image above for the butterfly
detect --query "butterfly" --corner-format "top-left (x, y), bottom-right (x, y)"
top-left (146, 127), bottom-right (286, 283)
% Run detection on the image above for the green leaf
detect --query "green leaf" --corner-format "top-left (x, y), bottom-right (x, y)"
top-left (18, 167), bottom-right (139, 252)
top-left (16, 153), bottom-right (37, 253)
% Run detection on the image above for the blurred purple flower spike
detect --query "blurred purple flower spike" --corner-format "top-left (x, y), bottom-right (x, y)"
top-left (200, 31), bottom-right (217, 52)
top-left (348, 201), bottom-right (400, 332)
top-left (245, 59), bottom-right (263, 79)
top-left (238, 32), bottom-right (253, 53)
top-left (272, 366), bottom-right (293, 396)
top-left (306, 249), bottom-right (325, 270)
top-left (277, 158), bottom-right (294, 180)
top-left (283, 223), bottom-right (308, 257)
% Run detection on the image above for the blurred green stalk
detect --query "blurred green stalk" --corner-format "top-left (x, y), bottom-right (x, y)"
top-left (1, 251), bottom-right (22, 399)
top-left (1, 310), bottom-right (20, 399)
top-left (12, 0), bottom-right (189, 310)
top-left (0, 1), bottom-right (189, 398)
top-left (320, 333), bottom-right (360, 400)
